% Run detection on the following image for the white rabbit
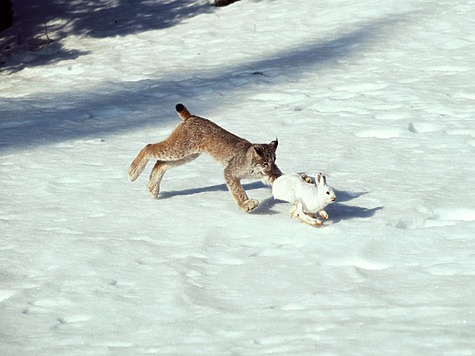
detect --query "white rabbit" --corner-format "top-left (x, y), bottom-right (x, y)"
top-left (272, 172), bottom-right (337, 226)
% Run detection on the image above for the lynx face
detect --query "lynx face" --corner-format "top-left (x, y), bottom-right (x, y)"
top-left (250, 140), bottom-right (280, 179)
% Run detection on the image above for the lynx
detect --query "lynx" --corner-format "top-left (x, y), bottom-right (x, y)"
top-left (128, 104), bottom-right (282, 212)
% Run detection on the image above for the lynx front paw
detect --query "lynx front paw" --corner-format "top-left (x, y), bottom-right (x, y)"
top-left (240, 199), bottom-right (259, 212)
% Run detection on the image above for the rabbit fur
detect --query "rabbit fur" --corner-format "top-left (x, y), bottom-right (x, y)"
top-left (272, 173), bottom-right (336, 225)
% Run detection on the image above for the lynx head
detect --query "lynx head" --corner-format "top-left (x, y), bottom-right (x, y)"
top-left (249, 139), bottom-right (281, 180)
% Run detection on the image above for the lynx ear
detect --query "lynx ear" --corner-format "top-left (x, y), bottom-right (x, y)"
top-left (252, 145), bottom-right (265, 157)
top-left (269, 138), bottom-right (278, 150)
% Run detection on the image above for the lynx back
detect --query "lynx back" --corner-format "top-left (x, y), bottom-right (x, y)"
top-left (128, 103), bottom-right (282, 212)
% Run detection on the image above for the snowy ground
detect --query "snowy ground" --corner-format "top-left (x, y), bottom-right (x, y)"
top-left (1, 0), bottom-right (475, 354)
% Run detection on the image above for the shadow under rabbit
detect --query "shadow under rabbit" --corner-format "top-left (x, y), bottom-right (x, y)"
top-left (157, 182), bottom-right (382, 220)
top-left (327, 203), bottom-right (383, 223)
top-left (333, 189), bottom-right (368, 203)
top-left (268, 189), bottom-right (383, 222)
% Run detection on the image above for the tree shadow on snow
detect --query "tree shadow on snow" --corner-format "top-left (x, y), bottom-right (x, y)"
top-left (1, 0), bottom-right (211, 72)
top-left (1, 41), bottom-right (90, 73)
top-left (0, 13), bottom-right (414, 151)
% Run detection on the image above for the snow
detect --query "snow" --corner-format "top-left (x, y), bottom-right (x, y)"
top-left (1, 0), bottom-right (475, 354)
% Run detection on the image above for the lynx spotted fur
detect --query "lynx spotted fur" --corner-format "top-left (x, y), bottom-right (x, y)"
top-left (128, 104), bottom-right (282, 212)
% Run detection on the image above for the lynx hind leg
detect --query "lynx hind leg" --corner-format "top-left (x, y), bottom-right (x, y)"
top-left (147, 154), bottom-right (200, 198)
top-left (130, 134), bottom-right (199, 182)
top-left (128, 144), bottom-right (152, 182)
top-left (147, 160), bottom-right (167, 198)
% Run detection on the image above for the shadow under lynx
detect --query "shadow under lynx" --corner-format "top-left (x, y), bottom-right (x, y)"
top-left (128, 103), bottom-right (282, 212)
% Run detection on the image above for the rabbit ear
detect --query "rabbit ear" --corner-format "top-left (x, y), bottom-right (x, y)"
top-left (316, 173), bottom-right (326, 185)
top-left (315, 173), bottom-right (322, 185)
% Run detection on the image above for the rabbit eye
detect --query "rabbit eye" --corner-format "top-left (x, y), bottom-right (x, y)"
top-left (326, 191), bottom-right (330, 195)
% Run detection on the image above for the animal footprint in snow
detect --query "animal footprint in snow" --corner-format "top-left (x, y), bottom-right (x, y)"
top-left (273, 173), bottom-right (336, 226)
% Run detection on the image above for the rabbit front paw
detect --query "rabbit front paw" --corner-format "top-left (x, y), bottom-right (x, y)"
top-left (319, 210), bottom-right (329, 220)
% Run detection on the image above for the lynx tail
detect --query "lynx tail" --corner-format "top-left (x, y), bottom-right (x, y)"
top-left (175, 103), bottom-right (192, 121)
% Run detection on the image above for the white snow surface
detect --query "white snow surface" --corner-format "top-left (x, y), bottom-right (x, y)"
top-left (1, 0), bottom-right (475, 354)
